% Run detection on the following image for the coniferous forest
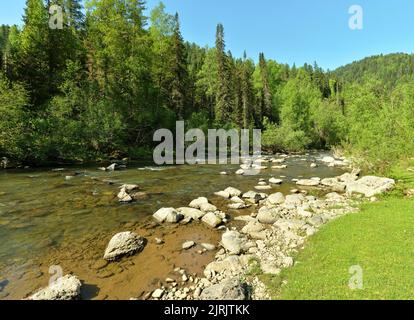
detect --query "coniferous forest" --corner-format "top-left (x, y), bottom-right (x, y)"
top-left (1, 0), bottom-right (414, 172)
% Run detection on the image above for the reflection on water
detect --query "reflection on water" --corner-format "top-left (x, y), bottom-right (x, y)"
top-left (0, 152), bottom-right (345, 299)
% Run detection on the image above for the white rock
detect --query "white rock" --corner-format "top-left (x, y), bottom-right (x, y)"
top-left (27, 275), bottom-right (81, 300)
top-left (255, 185), bottom-right (272, 191)
top-left (199, 203), bottom-right (218, 213)
top-left (189, 197), bottom-right (209, 209)
top-left (177, 207), bottom-right (205, 220)
top-left (221, 230), bottom-right (246, 255)
top-left (214, 191), bottom-right (230, 199)
top-left (296, 179), bottom-right (320, 187)
top-left (202, 212), bottom-right (222, 228)
top-left (104, 232), bottom-right (145, 261)
top-left (346, 176), bottom-right (395, 198)
top-left (267, 192), bottom-right (285, 205)
top-left (235, 169), bottom-right (245, 175)
top-left (257, 207), bottom-right (281, 224)
top-left (224, 187), bottom-right (242, 197)
top-left (182, 241), bottom-right (196, 250)
top-left (152, 289), bottom-right (164, 299)
top-left (269, 178), bottom-right (283, 185)
top-left (119, 184), bottom-right (139, 192)
top-left (201, 243), bottom-right (216, 251)
top-left (117, 188), bottom-right (133, 203)
top-left (153, 208), bottom-right (183, 223)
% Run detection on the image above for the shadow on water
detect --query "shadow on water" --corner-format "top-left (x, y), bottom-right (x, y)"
top-left (81, 282), bottom-right (100, 300)
top-left (0, 279), bottom-right (9, 292)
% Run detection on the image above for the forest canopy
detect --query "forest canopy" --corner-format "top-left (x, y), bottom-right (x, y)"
top-left (1, 0), bottom-right (414, 172)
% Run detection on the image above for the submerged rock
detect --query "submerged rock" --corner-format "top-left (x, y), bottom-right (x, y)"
top-left (27, 275), bottom-right (82, 300)
top-left (104, 232), bottom-right (146, 261)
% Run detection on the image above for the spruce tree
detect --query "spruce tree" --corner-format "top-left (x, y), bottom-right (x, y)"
top-left (215, 23), bottom-right (232, 124)
top-left (169, 13), bottom-right (188, 120)
top-left (19, 0), bottom-right (50, 107)
top-left (259, 52), bottom-right (272, 119)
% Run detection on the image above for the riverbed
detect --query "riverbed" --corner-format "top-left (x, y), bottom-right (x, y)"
top-left (0, 152), bottom-right (346, 300)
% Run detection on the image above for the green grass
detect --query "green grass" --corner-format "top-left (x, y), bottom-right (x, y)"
top-left (262, 163), bottom-right (414, 300)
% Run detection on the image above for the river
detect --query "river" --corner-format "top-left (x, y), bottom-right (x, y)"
top-left (0, 151), bottom-right (345, 300)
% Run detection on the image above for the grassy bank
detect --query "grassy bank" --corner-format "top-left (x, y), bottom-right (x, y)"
top-left (261, 163), bottom-right (414, 300)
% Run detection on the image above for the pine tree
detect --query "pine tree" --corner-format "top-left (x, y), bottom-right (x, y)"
top-left (259, 52), bottom-right (272, 119)
top-left (214, 23), bottom-right (232, 124)
top-left (169, 13), bottom-right (188, 119)
top-left (19, 0), bottom-right (50, 106)
top-left (241, 52), bottom-right (254, 128)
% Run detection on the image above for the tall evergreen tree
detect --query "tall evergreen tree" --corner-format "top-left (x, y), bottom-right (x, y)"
top-left (169, 13), bottom-right (188, 119)
top-left (19, 0), bottom-right (50, 107)
top-left (259, 52), bottom-right (272, 119)
top-left (214, 23), bottom-right (232, 123)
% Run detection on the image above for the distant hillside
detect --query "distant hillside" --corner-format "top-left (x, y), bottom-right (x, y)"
top-left (334, 53), bottom-right (414, 88)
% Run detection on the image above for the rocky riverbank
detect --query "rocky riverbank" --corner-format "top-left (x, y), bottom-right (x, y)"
top-left (23, 153), bottom-right (396, 300)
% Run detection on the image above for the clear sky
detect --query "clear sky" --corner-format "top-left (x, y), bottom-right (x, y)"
top-left (1, 0), bottom-right (413, 70)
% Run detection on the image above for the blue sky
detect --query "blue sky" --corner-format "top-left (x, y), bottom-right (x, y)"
top-left (1, 0), bottom-right (413, 70)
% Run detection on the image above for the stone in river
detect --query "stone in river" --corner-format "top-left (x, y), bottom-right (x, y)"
top-left (153, 208), bottom-right (183, 223)
top-left (201, 212), bottom-right (222, 228)
top-left (182, 241), bottom-right (196, 250)
top-left (189, 197), bottom-right (209, 209)
top-left (27, 275), bottom-right (82, 300)
top-left (199, 203), bottom-right (217, 213)
top-left (201, 243), bottom-right (216, 251)
top-left (103, 232), bottom-right (146, 261)
top-left (269, 178), bottom-right (283, 184)
top-left (224, 187), bottom-right (242, 197)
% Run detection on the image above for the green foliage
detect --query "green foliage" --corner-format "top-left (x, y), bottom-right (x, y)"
top-left (262, 118), bottom-right (311, 152)
top-left (0, 74), bottom-right (29, 160)
top-left (0, 1), bottom-right (413, 170)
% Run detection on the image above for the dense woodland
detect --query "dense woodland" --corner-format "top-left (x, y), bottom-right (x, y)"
top-left (1, 0), bottom-right (414, 171)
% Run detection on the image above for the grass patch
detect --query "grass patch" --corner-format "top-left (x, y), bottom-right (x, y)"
top-left (263, 163), bottom-right (414, 300)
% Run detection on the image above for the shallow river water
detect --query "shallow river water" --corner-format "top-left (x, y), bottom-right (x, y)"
top-left (0, 152), bottom-right (345, 300)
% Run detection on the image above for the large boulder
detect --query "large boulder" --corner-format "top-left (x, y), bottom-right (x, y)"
top-left (199, 278), bottom-right (246, 300)
top-left (346, 176), bottom-right (395, 197)
top-left (27, 275), bottom-right (82, 300)
top-left (153, 208), bottom-right (183, 223)
top-left (177, 207), bottom-right (205, 220)
top-left (221, 230), bottom-right (246, 255)
top-left (104, 232), bottom-right (146, 261)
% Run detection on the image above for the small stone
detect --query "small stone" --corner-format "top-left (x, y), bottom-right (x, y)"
top-left (182, 241), bottom-right (196, 250)
top-left (152, 289), bottom-right (164, 299)
top-left (201, 243), bottom-right (216, 251)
